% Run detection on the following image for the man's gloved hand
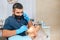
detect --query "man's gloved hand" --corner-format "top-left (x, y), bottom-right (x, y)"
top-left (16, 25), bottom-right (28, 34)
top-left (23, 13), bottom-right (30, 22)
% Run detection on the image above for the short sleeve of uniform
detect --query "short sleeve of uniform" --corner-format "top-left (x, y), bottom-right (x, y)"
top-left (3, 18), bottom-right (12, 30)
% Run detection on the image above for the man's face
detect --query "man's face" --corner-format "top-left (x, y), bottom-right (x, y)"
top-left (13, 8), bottom-right (23, 16)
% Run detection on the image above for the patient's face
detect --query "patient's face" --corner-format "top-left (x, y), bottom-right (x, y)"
top-left (13, 8), bottom-right (23, 16)
top-left (27, 25), bottom-right (40, 38)
top-left (27, 27), bottom-right (37, 38)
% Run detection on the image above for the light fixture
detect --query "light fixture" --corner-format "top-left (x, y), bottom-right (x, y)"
top-left (7, 0), bottom-right (18, 4)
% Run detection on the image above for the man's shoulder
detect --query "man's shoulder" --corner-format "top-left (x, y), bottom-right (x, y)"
top-left (6, 16), bottom-right (14, 21)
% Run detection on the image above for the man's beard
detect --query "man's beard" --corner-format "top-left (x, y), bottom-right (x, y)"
top-left (14, 15), bottom-right (24, 20)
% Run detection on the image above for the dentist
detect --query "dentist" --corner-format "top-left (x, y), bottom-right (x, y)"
top-left (3, 3), bottom-right (33, 40)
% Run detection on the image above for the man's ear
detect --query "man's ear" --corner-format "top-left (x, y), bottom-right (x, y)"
top-left (12, 10), bottom-right (15, 14)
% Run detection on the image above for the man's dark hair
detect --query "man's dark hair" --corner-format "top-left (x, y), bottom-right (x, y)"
top-left (13, 3), bottom-right (23, 9)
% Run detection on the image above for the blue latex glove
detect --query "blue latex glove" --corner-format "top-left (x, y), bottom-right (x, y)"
top-left (16, 25), bottom-right (28, 34)
top-left (23, 13), bottom-right (30, 22)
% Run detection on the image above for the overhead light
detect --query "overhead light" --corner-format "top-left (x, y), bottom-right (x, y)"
top-left (7, 0), bottom-right (18, 4)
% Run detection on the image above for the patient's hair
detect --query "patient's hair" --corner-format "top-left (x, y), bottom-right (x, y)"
top-left (13, 3), bottom-right (23, 9)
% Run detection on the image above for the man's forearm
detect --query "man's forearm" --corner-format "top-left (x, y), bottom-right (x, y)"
top-left (2, 25), bottom-right (28, 37)
top-left (2, 30), bottom-right (16, 37)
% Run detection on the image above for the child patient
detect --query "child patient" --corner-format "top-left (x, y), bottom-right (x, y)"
top-left (8, 25), bottom-right (41, 40)
top-left (27, 25), bottom-right (40, 39)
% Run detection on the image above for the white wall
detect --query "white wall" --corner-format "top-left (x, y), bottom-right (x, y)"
top-left (36, 0), bottom-right (60, 40)
top-left (0, 0), bottom-right (36, 20)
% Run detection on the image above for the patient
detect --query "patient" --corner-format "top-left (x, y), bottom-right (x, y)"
top-left (27, 25), bottom-right (40, 39)
top-left (8, 25), bottom-right (40, 40)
